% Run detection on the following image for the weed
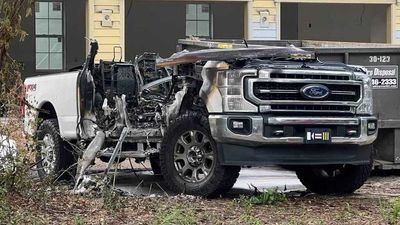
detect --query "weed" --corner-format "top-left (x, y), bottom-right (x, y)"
top-left (153, 204), bottom-right (196, 225)
top-left (237, 189), bottom-right (287, 208)
top-left (241, 213), bottom-right (263, 225)
top-left (334, 202), bottom-right (355, 221)
top-left (74, 215), bottom-right (86, 225)
top-left (392, 198), bottom-right (400, 223)
top-left (102, 185), bottom-right (123, 212)
top-left (379, 198), bottom-right (400, 225)
top-left (235, 189), bottom-right (287, 225)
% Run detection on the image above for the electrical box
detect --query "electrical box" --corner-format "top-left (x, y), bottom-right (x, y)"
top-left (101, 9), bottom-right (113, 27)
top-left (260, 11), bottom-right (269, 28)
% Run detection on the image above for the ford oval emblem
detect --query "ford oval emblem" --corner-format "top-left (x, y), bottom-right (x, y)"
top-left (300, 84), bottom-right (330, 100)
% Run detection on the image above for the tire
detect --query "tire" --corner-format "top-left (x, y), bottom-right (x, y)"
top-left (36, 119), bottom-right (76, 181)
top-left (149, 153), bottom-right (161, 175)
top-left (160, 111), bottom-right (240, 197)
top-left (295, 163), bottom-right (372, 195)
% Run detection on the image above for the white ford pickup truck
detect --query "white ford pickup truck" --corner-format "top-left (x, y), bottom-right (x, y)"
top-left (25, 41), bottom-right (378, 196)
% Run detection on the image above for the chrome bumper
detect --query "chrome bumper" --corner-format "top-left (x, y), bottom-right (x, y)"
top-left (209, 115), bottom-right (377, 146)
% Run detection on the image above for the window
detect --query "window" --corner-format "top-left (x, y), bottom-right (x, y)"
top-left (186, 4), bottom-right (211, 38)
top-left (35, 1), bottom-right (64, 71)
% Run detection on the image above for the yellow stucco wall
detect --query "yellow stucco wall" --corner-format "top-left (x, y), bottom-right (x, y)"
top-left (87, 0), bottom-right (124, 61)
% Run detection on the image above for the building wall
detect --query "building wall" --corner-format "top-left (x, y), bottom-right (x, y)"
top-left (14, 0), bottom-right (400, 78)
top-left (125, 1), bottom-right (186, 59)
top-left (281, 3), bottom-right (387, 43)
top-left (86, 0), bottom-right (400, 54)
top-left (395, 6), bottom-right (400, 43)
top-left (213, 3), bottom-right (245, 40)
top-left (124, 1), bottom-right (245, 59)
top-left (11, 0), bottom-right (86, 77)
top-left (249, 0), bottom-right (279, 40)
top-left (280, 3), bottom-right (298, 40)
top-left (247, 0), bottom-right (400, 44)
top-left (87, 0), bottom-right (125, 61)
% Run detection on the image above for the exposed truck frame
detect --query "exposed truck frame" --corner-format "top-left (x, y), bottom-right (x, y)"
top-left (25, 40), bottom-right (378, 196)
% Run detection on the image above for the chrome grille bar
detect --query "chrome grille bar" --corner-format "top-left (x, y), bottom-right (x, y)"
top-left (246, 69), bottom-right (363, 114)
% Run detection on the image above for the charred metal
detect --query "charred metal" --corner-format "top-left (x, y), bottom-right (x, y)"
top-left (77, 43), bottom-right (312, 160)
top-left (69, 40), bottom-right (376, 196)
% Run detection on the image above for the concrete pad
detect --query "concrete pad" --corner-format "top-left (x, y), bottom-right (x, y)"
top-left (108, 166), bottom-right (305, 197)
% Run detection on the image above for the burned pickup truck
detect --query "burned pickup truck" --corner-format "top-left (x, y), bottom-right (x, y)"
top-left (24, 41), bottom-right (377, 196)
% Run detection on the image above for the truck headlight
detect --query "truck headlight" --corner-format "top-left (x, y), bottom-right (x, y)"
top-left (217, 70), bottom-right (258, 112)
top-left (355, 72), bottom-right (374, 115)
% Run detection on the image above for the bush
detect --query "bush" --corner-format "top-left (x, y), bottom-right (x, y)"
top-left (0, 0), bottom-right (34, 195)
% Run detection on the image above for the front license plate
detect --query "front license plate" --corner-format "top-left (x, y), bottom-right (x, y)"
top-left (305, 128), bottom-right (332, 144)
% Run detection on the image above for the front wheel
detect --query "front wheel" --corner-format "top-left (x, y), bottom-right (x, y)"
top-left (296, 163), bottom-right (372, 195)
top-left (160, 112), bottom-right (240, 197)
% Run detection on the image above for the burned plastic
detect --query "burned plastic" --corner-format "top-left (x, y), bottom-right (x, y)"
top-left (157, 46), bottom-right (315, 67)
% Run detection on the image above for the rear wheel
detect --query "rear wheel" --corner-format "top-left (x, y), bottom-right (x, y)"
top-left (160, 112), bottom-right (240, 197)
top-left (296, 163), bottom-right (372, 195)
top-left (36, 119), bottom-right (76, 180)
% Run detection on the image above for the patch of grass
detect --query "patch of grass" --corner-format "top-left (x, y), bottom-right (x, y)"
top-left (392, 198), bottom-right (400, 223)
top-left (74, 215), bottom-right (86, 225)
top-left (102, 185), bottom-right (124, 212)
top-left (241, 213), bottom-right (263, 225)
top-left (334, 202), bottom-right (356, 221)
top-left (153, 204), bottom-right (196, 225)
top-left (0, 193), bottom-right (46, 225)
top-left (379, 198), bottom-right (400, 225)
top-left (235, 189), bottom-right (286, 225)
top-left (237, 189), bottom-right (287, 207)
top-left (281, 221), bottom-right (306, 225)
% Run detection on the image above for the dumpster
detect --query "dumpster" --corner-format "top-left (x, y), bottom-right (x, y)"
top-left (177, 39), bottom-right (400, 170)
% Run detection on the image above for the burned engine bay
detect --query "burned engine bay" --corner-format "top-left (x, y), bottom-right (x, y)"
top-left (74, 41), bottom-right (316, 186)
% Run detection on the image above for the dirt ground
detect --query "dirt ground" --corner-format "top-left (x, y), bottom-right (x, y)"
top-left (4, 172), bottom-right (400, 225)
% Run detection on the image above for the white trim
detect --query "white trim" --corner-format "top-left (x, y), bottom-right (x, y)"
top-left (120, 0), bottom-right (125, 61)
top-left (245, 1), bottom-right (253, 39)
top-left (276, 2), bottom-right (281, 40)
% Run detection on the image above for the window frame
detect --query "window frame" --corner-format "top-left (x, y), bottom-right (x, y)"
top-left (34, 0), bottom-right (65, 72)
top-left (185, 3), bottom-right (213, 39)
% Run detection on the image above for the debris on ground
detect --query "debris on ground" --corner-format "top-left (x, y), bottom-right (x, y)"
top-left (1, 171), bottom-right (399, 225)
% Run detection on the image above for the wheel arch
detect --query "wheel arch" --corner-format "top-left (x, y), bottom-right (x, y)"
top-left (38, 101), bottom-right (58, 121)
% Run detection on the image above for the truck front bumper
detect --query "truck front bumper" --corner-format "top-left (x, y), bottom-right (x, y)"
top-left (209, 115), bottom-right (377, 146)
top-left (209, 115), bottom-right (377, 166)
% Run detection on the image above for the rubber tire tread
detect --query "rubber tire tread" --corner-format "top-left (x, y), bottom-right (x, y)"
top-left (296, 163), bottom-right (372, 195)
top-left (36, 119), bottom-right (76, 180)
top-left (159, 111), bottom-right (240, 197)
